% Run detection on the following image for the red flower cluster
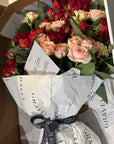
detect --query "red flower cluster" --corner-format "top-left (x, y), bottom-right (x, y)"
top-left (2, 59), bottom-right (17, 77)
top-left (98, 18), bottom-right (109, 41)
top-left (79, 22), bottom-right (90, 32)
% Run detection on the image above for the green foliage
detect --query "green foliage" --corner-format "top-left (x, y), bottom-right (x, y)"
top-left (77, 62), bottom-right (95, 75)
top-left (106, 63), bottom-right (114, 73)
top-left (95, 70), bottom-right (113, 79)
top-left (16, 56), bottom-right (26, 64)
top-left (89, 47), bottom-right (95, 61)
top-left (8, 47), bottom-right (28, 57)
top-left (6, 89), bottom-right (13, 104)
top-left (17, 23), bottom-right (31, 33)
top-left (96, 84), bottom-right (108, 103)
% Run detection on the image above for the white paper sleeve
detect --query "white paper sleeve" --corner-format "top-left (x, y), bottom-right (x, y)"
top-left (88, 75), bottom-right (114, 144)
top-left (3, 72), bottom-right (103, 119)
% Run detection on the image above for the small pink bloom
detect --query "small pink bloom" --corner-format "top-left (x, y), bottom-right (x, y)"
top-left (68, 45), bottom-right (92, 64)
top-left (93, 41), bottom-right (104, 55)
top-left (68, 36), bottom-right (82, 46)
top-left (55, 43), bottom-right (68, 58)
top-left (47, 8), bottom-right (53, 17)
top-left (81, 39), bottom-right (93, 50)
top-left (88, 9), bottom-right (106, 22)
top-left (51, 20), bottom-right (65, 31)
top-left (23, 11), bottom-right (39, 23)
top-left (37, 34), bottom-right (50, 46)
top-left (41, 41), bottom-right (55, 56)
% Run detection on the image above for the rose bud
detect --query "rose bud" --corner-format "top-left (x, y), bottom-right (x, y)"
top-left (47, 8), bottom-right (53, 18)
top-left (5, 52), bottom-right (14, 59)
top-left (37, 34), bottom-right (50, 46)
top-left (8, 58), bottom-right (16, 68)
top-left (55, 43), bottom-right (68, 58)
top-left (81, 39), bottom-right (93, 50)
top-left (88, 9), bottom-right (106, 22)
top-left (11, 40), bottom-right (16, 47)
top-left (23, 11), bottom-right (39, 23)
top-left (68, 45), bottom-right (92, 64)
top-left (19, 39), bottom-right (31, 49)
top-left (51, 20), bottom-right (65, 31)
top-left (68, 36), bottom-right (82, 46)
top-left (53, 13), bottom-right (63, 20)
top-left (41, 41), bottom-right (55, 56)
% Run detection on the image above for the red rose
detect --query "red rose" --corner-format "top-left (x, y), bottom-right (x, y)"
top-left (28, 28), bottom-right (43, 41)
top-left (51, 0), bottom-right (68, 11)
top-left (14, 32), bottom-right (30, 45)
top-left (79, 22), bottom-right (90, 32)
top-left (19, 39), bottom-right (31, 49)
top-left (44, 28), bottom-right (67, 44)
top-left (8, 58), bottom-right (16, 68)
top-left (98, 18), bottom-right (109, 41)
top-left (53, 13), bottom-right (63, 20)
top-left (68, 0), bottom-right (91, 11)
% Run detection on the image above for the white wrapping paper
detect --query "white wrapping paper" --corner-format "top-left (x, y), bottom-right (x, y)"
top-left (88, 75), bottom-right (114, 144)
top-left (3, 72), bottom-right (103, 119)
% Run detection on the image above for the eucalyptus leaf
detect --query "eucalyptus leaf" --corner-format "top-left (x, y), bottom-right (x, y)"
top-left (77, 62), bottom-right (95, 75)
top-left (89, 47), bottom-right (95, 61)
top-left (96, 84), bottom-right (108, 103)
top-left (70, 19), bottom-right (85, 39)
top-left (16, 56), bottom-right (26, 63)
top-left (17, 23), bottom-right (31, 33)
top-left (106, 63), bottom-right (114, 73)
top-left (9, 47), bottom-right (28, 57)
top-left (95, 70), bottom-right (113, 79)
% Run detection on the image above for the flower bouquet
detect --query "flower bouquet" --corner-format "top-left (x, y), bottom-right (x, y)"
top-left (2, 0), bottom-right (114, 143)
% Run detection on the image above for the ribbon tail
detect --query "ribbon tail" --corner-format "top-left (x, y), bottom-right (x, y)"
top-left (47, 131), bottom-right (56, 144)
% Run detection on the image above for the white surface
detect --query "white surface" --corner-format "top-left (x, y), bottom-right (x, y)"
top-left (24, 42), bottom-right (60, 75)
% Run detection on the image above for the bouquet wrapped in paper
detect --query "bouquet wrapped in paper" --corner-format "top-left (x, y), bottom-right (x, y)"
top-left (1, 0), bottom-right (114, 143)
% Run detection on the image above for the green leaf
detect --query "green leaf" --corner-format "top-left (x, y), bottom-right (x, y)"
top-left (89, 47), bottom-right (95, 61)
top-left (17, 23), bottom-right (31, 33)
top-left (106, 63), bottom-right (114, 73)
top-left (16, 56), bottom-right (26, 63)
top-left (86, 18), bottom-right (101, 32)
top-left (77, 62), bottom-right (95, 75)
top-left (8, 47), bottom-right (28, 57)
top-left (37, 1), bottom-right (47, 20)
top-left (96, 84), bottom-right (108, 103)
top-left (16, 11), bottom-right (26, 17)
top-left (96, 0), bottom-right (104, 7)
top-left (70, 19), bottom-right (85, 39)
top-left (95, 70), bottom-right (113, 79)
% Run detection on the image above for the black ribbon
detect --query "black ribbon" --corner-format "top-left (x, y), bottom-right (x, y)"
top-left (31, 114), bottom-right (77, 144)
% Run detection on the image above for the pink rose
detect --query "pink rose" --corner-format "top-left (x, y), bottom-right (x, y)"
top-left (51, 20), bottom-right (65, 31)
top-left (93, 41), bottom-right (104, 55)
top-left (68, 45), bottom-right (92, 64)
top-left (23, 11), bottom-right (39, 23)
top-left (41, 41), bottom-right (55, 56)
top-left (81, 39), bottom-right (93, 50)
top-left (88, 9), bottom-right (106, 22)
top-left (40, 22), bottom-right (51, 31)
top-left (37, 34), bottom-right (50, 46)
top-left (68, 36), bottom-right (82, 46)
top-left (54, 43), bottom-right (68, 58)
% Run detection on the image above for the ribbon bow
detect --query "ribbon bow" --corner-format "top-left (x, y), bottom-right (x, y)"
top-left (31, 114), bottom-right (76, 144)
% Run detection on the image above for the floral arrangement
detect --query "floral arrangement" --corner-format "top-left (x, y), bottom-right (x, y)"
top-left (2, 0), bottom-right (114, 103)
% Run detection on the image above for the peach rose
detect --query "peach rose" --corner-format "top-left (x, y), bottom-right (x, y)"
top-left (88, 9), bottom-right (106, 22)
top-left (68, 36), bottom-right (82, 46)
top-left (68, 45), bottom-right (92, 64)
top-left (74, 10), bottom-right (89, 22)
top-left (54, 43), bottom-right (68, 58)
top-left (37, 34), bottom-right (50, 46)
top-left (40, 22), bottom-right (51, 31)
top-left (93, 41), bottom-right (104, 55)
top-left (51, 20), bottom-right (65, 31)
top-left (41, 41), bottom-right (55, 56)
top-left (23, 11), bottom-right (39, 23)
top-left (81, 39), bottom-right (93, 50)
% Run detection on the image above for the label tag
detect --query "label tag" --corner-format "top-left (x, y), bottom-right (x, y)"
top-left (24, 41), bottom-right (60, 75)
